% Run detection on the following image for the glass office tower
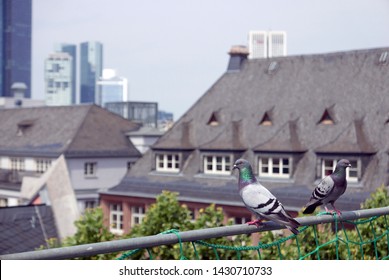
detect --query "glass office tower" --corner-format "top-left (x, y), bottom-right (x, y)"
top-left (80, 41), bottom-right (103, 103)
top-left (0, 0), bottom-right (32, 97)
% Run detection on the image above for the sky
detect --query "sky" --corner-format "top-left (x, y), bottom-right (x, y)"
top-left (32, 0), bottom-right (389, 120)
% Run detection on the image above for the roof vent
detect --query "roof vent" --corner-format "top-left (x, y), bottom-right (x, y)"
top-left (379, 51), bottom-right (388, 64)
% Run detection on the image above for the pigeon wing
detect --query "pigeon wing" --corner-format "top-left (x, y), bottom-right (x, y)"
top-left (240, 183), bottom-right (280, 216)
top-left (241, 183), bottom-right (300, 234)
top-left (303, 176), bottom-right (335, 214)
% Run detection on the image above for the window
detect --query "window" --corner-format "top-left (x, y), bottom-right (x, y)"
top-left (127, 161), bottom-right (134, 171)
top-left (10, 158), bottom-right (25, 171)
top-left (321, 159), bottom-right (359, 183)
top-left (85, 200), bottom-right (96, 209)
top-left (110, 203), bottom-right (123, 234)
top-left (131, 206), bottom-right (145, 226)
top-left (84, 162), bottom-right (97, 177)
top-left (258, 157), bottom-right (291, 178)
top-left (36, 159), bottom-right (52, 173)
top-left (234, 216), bottom-right (251, 225)
top-left (203, 155), bottom-right (231, 175)
top-left (156, 153), bottom-right (180, 172)
top-left (0, 198), bottom-right (8, 207)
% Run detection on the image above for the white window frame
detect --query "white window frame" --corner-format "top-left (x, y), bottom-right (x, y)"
top-left (10, 157), bottom-right (25, 171)
top-left (84, 162), bottom-right (97, 177)
top-left (109, 203), bottom-right (123, 235)
top-left (258, 156), bottom-right (291, 178)
top-left (155, 153), bottom-right (180, 173)
top-left (321, 158), bottom-right (359, 183)
top-left (36, 159), bottom-right (52, 173)
top-left (131, 206), bottom-right (145, 226)
top-left (203, 155), bottom-right (232, 175)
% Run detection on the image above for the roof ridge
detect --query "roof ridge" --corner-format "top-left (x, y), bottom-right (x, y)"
top-left (63, 104), bottom-right (94, 153)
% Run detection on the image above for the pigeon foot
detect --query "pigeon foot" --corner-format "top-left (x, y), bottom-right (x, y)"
top-left (247, 219), bottom-right (263, 227)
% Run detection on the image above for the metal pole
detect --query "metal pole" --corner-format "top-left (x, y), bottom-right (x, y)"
top-left (1, 206), bottom-right (389, 260)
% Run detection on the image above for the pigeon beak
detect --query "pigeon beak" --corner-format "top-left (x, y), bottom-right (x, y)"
top-left (348, 163), bottom-right (352, 168)
top-left (232, 164), bottom-right (238, 170)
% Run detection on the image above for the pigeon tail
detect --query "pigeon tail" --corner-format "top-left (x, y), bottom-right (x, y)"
top-left (286, 225), bottom-right (300, 235)
top-left (302, 201), bottom-right (321, 214)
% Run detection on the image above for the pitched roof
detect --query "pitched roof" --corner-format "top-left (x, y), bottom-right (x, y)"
top-left (105, 47), bottom-right (389, 208)
top-left (254, 120), bottom-right (307, 152)
top-left (315, 119), bottom-right (376, 154)
top-left (0, 205), bottom-right (58, 254)
top-left (0, 104), bottom-right (141, 158)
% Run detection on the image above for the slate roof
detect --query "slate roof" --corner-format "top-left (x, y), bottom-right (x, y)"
top-left (0, 205), bottom-right (58, 254)
top-left (103, 47), bottom-right (389, 210)
top-left (0, 104), bottom-right (141, 158)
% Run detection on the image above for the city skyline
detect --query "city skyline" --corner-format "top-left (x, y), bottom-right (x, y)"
top-left (32, 0), bottom-right (389, 119)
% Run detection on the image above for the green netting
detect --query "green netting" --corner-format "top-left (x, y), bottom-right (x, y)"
top-left (116, 212), bottom-right (389, 260)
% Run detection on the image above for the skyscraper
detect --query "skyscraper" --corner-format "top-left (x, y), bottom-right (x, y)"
top-left (96, 69), bottom-right (128, 107)
top-left (44, 52), bottom-right (73, 106)
top-left (0, 0), bottom-right (32, 97)
top-left (55, 43), bottom-right (77, 104)
top-left (248, 31), bottom-right (286, 59)
top-left (80, 41), bottom-right (103, 103)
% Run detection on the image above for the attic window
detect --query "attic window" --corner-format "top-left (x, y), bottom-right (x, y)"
top-left (17, 119), bottom-right (35, 136)
top-left (207, 112), bottom-right (219, 126)
top-left (259, 112), bottom-right (272, 126)
top-left (318, 109), bottom-right (334, 125)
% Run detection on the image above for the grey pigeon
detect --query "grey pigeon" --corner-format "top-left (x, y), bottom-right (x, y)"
top-left (303, 159), bottom-right (352, 215)
top-left (233, 158), bottom-right (300, 235)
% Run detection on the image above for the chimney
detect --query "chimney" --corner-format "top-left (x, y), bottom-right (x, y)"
top-left (11, 82), bottom-right (28, 99)
top-left (227, 45), bottom-right (249, 72)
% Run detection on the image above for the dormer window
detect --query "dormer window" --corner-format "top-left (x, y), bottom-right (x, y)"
top-left (17, 119), bottom-right (35, 136)
top-left (207, 112), bottom-right (219, 126)
top-left (258, 156), bottom-right (291, 178)
top-left (318, 109), bottom-right (334, 125)
top-left (259, 112), bottom-right (272, 126)
top-left (156, 153), bottom-right (180, 173)
top-left (203, 155), bottom-right (231, 175)
top-left (321, 158), bottom-right (359, 183)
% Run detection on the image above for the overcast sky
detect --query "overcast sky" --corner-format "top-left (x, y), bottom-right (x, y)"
top-left (32, 0), bottom-right (389, 120)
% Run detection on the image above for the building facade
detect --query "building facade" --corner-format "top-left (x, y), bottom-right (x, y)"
top-left (96, 69), bottom-right (128, 107)
top-left (105, 101), bottom-right (158, 128)
top-left (80, 41), bottom-right (103, 103)
top-left (0, 105), bottom-right (141, 211)
top-left (55, 43), bottom-right (77, 104)
top-left (44, 52), bottom-right (73, 106)
top-left (248, 30), bottom-right (286, 59)
top-left (0, 0), bottom-right (32, 97)
top-left (100, 46), bottom-right (389, 235)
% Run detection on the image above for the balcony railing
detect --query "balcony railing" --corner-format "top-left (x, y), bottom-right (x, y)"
top-left (1, 206), bottom-right (389, 260)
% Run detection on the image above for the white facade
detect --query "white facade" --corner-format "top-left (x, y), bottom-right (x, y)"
top-left (96, 69), bottom-right (128, 107)
top-left (45, 52), bottom-right (73, 106)
top-left (0, 154), bottom-right (136, 212)
top-left (248, 31), bottom-right (287, 59)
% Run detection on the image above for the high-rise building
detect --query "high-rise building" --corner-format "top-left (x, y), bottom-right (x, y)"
top-left (44, 52), bottom-right (73, 106)
top-left (248, 31), bottom-right (286, 59)
top-left (96, 69), bottom-right (128, 107)
top-left (55, 43), bottom-right (77, 104)
top-left (80, 41), bottom-right (103, 103)
top-left (0, 0), bottom-right (32, 97)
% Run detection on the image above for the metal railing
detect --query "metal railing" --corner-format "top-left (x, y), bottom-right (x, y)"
top-left (1, 206), bottom-right (389, 260)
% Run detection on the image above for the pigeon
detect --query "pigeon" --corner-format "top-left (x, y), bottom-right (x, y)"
top-left (233, 158), bottom-right (300, 235)
top-left (302, 159), bottom-right (352, 216)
